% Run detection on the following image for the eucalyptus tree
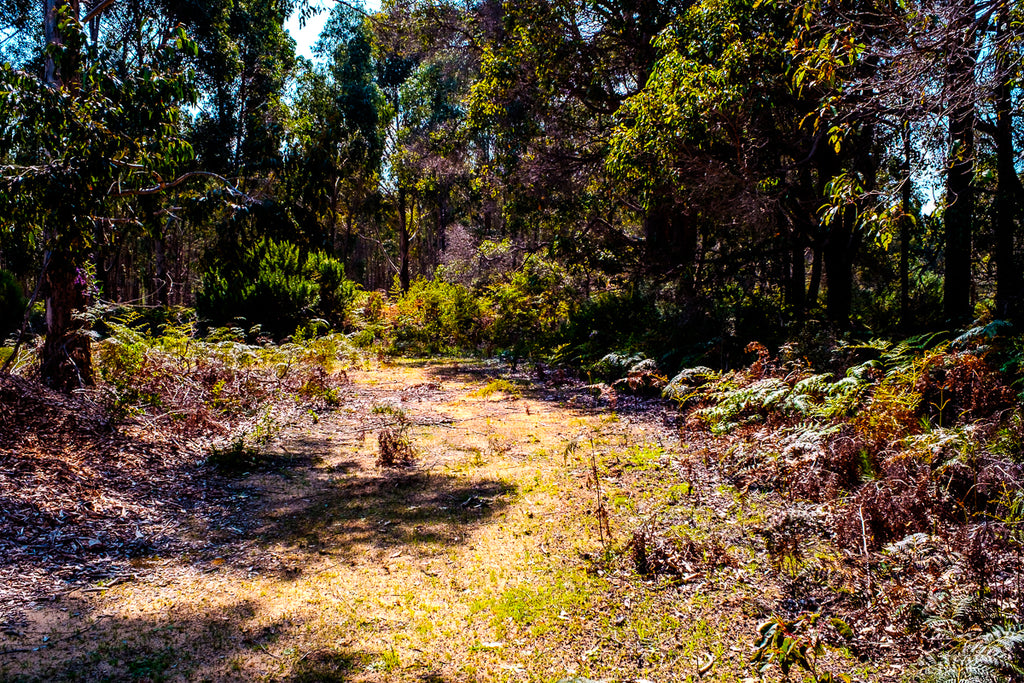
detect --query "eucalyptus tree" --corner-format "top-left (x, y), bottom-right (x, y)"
top-left (605, 0), bottom-right (840, 330)
top-left (799, 0), bottom-right (1024, 326)
top-left (157, 0), bottom-right (296, 178)
top-left (466, 0), bottom-right (692, 265)
top-left (288, 2), bottom-right (383, 271)
top-left (0, 2), bottom-right (198, 388)
top-left (370, 0), bottom-right (480, 291)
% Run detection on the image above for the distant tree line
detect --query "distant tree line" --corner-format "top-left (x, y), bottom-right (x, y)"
top-left (0, 0), bottom-right (1022, 388)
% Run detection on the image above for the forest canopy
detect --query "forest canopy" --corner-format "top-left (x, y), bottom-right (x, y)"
top-left (0, 0), bottom-right (1022, 388)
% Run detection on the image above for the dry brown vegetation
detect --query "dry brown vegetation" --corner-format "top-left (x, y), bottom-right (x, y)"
top-left (1, 339), bottom-right (1023, 682)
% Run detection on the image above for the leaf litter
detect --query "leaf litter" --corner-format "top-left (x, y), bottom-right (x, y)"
top-left (0, 357), bottom-right (1014, 681)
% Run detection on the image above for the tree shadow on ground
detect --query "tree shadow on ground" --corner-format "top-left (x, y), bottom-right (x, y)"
top-left (253, 469), bottom-right (516, 561)
top-left (419, 360), bottom-right (672, 420)
top-left (0, 595), bottom-right (459, 682)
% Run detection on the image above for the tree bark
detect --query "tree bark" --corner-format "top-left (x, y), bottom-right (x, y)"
top-left (398, 184), bottom-right (410, 292)
top-left (824, 214), bottom-right (855, 328)
top-left (40, 250), bottom-right (93, 391)
top-left (993, 2), bottom-right (1020, 320)
top-left (943, 0), bottom-right (976, 325)
top-left (807, 241), bottom-right (823, 312)
top-left (40, 0), bottom-right (93, 391)
top-left (788, 236), bottom-right (806, 320)
top-left (900, 123), bottom-right (912, 330)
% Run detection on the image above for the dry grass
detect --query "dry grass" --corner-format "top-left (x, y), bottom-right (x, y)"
top-left (0, 360), bottom-right (880, 682)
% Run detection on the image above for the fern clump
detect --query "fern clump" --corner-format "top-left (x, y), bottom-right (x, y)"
top-left (694, 370), bottom-right (868, 433)
top-left (696, 378), bottom-right (792, 433)
top-left (781, 373), bottom-right (867, 419)
top-left (590, 352), bottom-right (648, 382)
top-left (923, 623), bottom-right (1024, 682)
top-left (662, 366), bottom-right (718, 402)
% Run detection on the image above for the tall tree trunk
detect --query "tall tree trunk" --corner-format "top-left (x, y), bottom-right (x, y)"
top-left (330, 178), bottom-right (340, 254)
top-left (789, 236), bottom-right (806, 321)
top-left (344, 210), bottom-right (353, 264)
top-left (993, 2), bottom-right (1020, 320)
top-left (824, 215), bottom-right (855, 328)
top-left (900, 123), bottom-right (913, 330)
top-left (141, 195), bottom-right (169, 307)
top-left (398, 185), bottom-right (410, 292)
top-left (40, 0), bottom-right (92, 391)
top-left (943, 0), bottom-right (977, 325)
top-left (819, 143), bottom-right (857, 329)
top-left (40, 249), bottom-right (93, 391)
top-left (807, 240), bottom-right (823, 311)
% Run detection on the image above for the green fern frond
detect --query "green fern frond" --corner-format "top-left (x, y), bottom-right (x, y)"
top-left (924, 624), bottom-right (1024, 683)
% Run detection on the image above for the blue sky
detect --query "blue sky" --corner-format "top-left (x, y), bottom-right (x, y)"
top-left (285, 1), bottom-right (380, 62)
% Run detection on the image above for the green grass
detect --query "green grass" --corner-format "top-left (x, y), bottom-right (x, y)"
top-left (472, 379), bottom-right (522, 398)
top-left (621, 444), bottom-right (667, 470)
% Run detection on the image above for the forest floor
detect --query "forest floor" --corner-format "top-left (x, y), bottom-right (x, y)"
top-left (0, 359), bottom-right (898, 682)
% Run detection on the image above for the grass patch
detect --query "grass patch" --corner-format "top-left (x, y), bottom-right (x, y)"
top-left (620, 444), bottom-right (667, 470)
top-left (472, 379), bottom-right (522, 398)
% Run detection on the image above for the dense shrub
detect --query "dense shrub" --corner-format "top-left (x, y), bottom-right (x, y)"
top-left (486, 256), bottom-right (573, 359)
top-left (557, 288), bottom-right (661, 366)
top-left (308, 251), bottom-right (358, 329)
top-left (389, 278), bottom-right (486, 355)
top-left (197, 239), bottom-right (356, 337)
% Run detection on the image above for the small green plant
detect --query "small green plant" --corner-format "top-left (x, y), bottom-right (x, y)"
top-left (751, 613), bottom-right (847, 682)
top-left (666, 482), bottom-right (693, 504)
top-left (473, 378), bottom-right (521, 398)
top-left (376, 647), bottom-right (401, 672)
top-left (297, 367), bottom-right (342, 406)
top-left (622, 444), bottom-right (666, 470)
top-left (249, 408), bottom-right (280, 445)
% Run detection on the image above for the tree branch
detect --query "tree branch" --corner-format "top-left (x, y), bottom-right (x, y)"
top-left (107, 171), bottom-right (249, 199)
top-left (82, 0), bottom-right (117, 24)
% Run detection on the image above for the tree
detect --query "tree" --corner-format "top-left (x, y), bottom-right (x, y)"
top-left (288, 4), bottom-right (382, 272)
top-left (0, 3), bottom-right (197, 389)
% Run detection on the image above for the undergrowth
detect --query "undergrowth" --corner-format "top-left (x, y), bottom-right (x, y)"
top-left (651, 328), bottom-right (1024, 680)
top-left (91, 308), bottom-right (356, 454)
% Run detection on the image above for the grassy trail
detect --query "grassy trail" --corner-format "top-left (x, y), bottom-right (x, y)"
top-left (1, 359), bottom-right (876, 682)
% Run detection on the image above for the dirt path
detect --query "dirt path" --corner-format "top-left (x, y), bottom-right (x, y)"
top-left (0, 359), bottom-right (874, 682)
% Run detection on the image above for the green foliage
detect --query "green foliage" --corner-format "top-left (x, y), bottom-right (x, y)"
top-left (751, 613), bottom-right (847, 682)
top-left (472, 379), bottom-right (522, 398)
top-left (921, 591), bottom-right (1024, 683)
top-left (0, 270), bottom-right (26, 337)
top-left (389, 278), bottom-right (486, 355)
top-left (663, 366), bottom-right (720, 402)
top-left (558, 289), bottom-right (661, 367)
top-left (784, 374), bottom-right (867, 419)
top-left (590, 352), bottom-right (649, 382)
top-left (923, 625), bottom-right (1024, 683)
top-left (308, 251), bottom-right (358, 329)
top-left (94, 311), bottom-right (167, 413)
top-left (92, 305), bottom-right (355, 447)
top-left (485, 256), bottom-right (572, 359)
top-left (198, 239), bottom-right (356, 337)
top-left (697, 378), bottom-right (792, 433)
top-left (0, 15), bottom-right (197, 386)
